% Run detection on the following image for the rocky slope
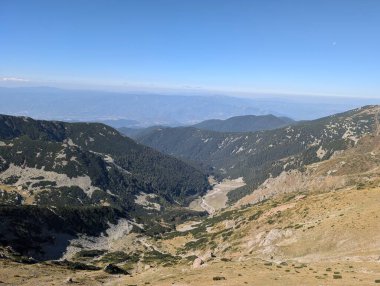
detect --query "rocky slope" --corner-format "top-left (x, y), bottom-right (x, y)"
top-left (156, 132), bottom-right (380, 258)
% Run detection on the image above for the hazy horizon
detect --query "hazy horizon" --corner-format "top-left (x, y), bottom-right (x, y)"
top-left (1, 85), bottom-right (379, 127)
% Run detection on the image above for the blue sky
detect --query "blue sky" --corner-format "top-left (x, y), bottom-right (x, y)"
top-left (1, 0), bottom-right (380, 97)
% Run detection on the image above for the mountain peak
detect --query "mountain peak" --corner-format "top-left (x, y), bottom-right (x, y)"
top-left (191, 114), bottom-right (294, 133)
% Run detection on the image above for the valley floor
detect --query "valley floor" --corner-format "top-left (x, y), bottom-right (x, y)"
top-left (189, 177), bottom-right (246, 214)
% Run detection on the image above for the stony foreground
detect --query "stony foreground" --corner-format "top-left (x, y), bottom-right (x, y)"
top-left (2, 258), bottom-right (380, 285)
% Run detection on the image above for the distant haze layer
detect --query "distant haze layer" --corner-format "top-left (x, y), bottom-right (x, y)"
top-left (1, 87), bottom-right (379, 127)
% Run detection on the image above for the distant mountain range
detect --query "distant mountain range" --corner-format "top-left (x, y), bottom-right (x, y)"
top-left (192, 114), bottom-right (294, 132)
top-left (118, 125), bottom-right (168, 139)
top-left (1, 86), bottom-right (379, 127)
top-left (118, 114), bottom-right (295, 138)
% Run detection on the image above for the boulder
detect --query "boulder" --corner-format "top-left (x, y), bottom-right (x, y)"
top-left (192, 257), bottom-right (204, 268)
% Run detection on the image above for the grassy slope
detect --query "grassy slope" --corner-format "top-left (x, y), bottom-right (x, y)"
top-left (2, 185), bottom-right (380, 286)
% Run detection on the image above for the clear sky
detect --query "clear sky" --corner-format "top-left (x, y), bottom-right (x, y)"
top-left (1, 0), bottom-right (380, 97)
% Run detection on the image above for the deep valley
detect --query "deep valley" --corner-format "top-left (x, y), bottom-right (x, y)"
top-left (1, 106), bottom-right (380, 285)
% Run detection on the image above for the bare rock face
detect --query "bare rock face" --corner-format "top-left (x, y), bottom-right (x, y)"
top-left (192, 257), bottom-right (204, 268)
top-left (201, 251), bottom-right (216, 262)
top-left (225, 220), bottom-right (235, 229)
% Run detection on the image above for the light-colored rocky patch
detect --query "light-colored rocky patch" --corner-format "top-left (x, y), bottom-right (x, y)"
top-left (63, 219), bottom-right (133, 260)
top-left (135, 192), bottom-right (161, 211)
top-left (235, 170), bottom-right (307, 207)
top-left (316, 146), bottom-right (326, 159)
top-left (176, 221), bottom-right (201, 232)
top-left (191, 177), bottom-right (245, 214)
top-left (63, 138), bottom-right (77, 147)
top-left (53, 149), bottom-right (69, 168)
top-left (0, 164), bottom-right (101, 197)
top-left (55, 149), bottom-right (66, 159)
top-left (188, 197), bottom-right (203, 211)
top-left (342, 128), bottom-right (360, 144)
top-left (104, 155), bottom-right (114, 163)
top-left (248, 228), bottom-right (294, 256)
top-left (70, 156), bottom-right (80, 164)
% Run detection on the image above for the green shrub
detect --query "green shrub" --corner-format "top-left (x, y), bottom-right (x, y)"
top-left (100, 251), bottom-right (133, 264)
top-left (75, 249), bottom-right (106, 258)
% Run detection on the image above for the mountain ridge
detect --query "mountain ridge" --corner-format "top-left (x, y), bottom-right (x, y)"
top-left (0, 114), bottom-right (210, 259)
top-left (136, 105), bottom-right (380, 203)
top-left (118, 114), bottom-right (295, 139)
top-left (192, 114), bottom-right (294, 133)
